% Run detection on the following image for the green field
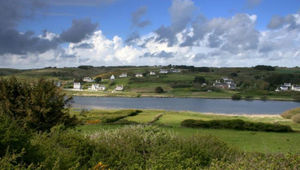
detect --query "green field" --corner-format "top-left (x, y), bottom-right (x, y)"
top-left (72, 108), bottom-right (300, 154)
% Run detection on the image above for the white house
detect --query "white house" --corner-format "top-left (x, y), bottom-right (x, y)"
top-left (150, 71), bottom-right (156, 76)
top-left (135, 73), bottom-right (143, 78)
top-left (115, 85), bottom-right (124, 91)
top-left (83, 77), bottom-right (94, 82)
top-left (89, 84), bottom-right (106, 91)
top-left (292, 85), bottom-right (300, 92)
top-left (119, 73), bottom-right (127, 78)
top-left (170, 68), bottom-right (181, 73)
top-left (110, 75), bottom-right (115, 80)
top-left (284, 83), bottom-right (292, 87)
top-left (279, 86), bottom-right (289, 91)
top-left (89, 84), bottom-right (99, 91)
top-left (213, 78), bottom-right (236, 90)
top-left (159, 69), bottom-right (168, 74)
top-left (73, 82), bottom-right (81, 90)
top-left (98, 85), bottom-right (106, 91)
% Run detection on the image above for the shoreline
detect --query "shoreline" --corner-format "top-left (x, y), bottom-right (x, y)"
top-left (64, 90), bottom-right (297, 102)
top-left (71, 107), bottom-right (283, 117)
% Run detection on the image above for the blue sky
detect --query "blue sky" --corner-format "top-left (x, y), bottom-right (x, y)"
top-left (1, 0), bottom-right (300, 68)
top-left (18, 0), bottom-right (300, 38)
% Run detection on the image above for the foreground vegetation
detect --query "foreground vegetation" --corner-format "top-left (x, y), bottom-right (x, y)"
top-left (1, 78), bottom-right (300, 169)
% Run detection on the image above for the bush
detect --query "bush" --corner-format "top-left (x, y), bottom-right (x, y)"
top-left (88, 125), bottom-right (234, 169)
top-left (254, 65), bottom-right (275, 71)
top-left (193, 76), bottom-right (206, 84)
top-left (260, 95), bottom-right (268, 101)
top-left (231, 94), bottom-right (242, 100)
top-left (281, 107), bottom-right (300, 119)
top-left (209, 153), bottom-right (300, 170)
top-left (293, 94), bottom-right (300, 102)
top-left (0, 78), bottom-right (77, 132)
top-left (181, 119), bottom-right (293, 132)
top-left (101, 110), bottom-right (142, 123)
top-left (155, 86), bottom-right (164, 93)
top-left (94, 77), bottom-right (102, 83)
top-left (291, 114), bottom-right (300, 123)
top-left (0, 115), bottom-right (32, 158)
top-left (31, 126), bottom-right (98, 169)
top-left (244, 95), bottom-right (254, 100)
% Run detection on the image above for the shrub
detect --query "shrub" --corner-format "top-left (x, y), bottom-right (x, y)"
top-left (101, 110), bottom-right (142, 123)
top-left (254, 65), bottom-right (275, 71)
top-left (293, 94), bottom-right (300, 102)
top-left (31, 126), bottom-right (98, 169)
top-left (260, 95), bottom-right (268, 101)
top-left (291, 114), bottom-right (300, 123)
top-left (89, 125), bottom-right (234, 169)
top-left (0, 115), bottom-right (32, 158)
top-left (209, 153), bottom-right (300, 170)
top-left (181, 119), bottom-right (293, 132)
top-left (281, 107), bottom-right (300, 119)
top-left (94, 77), bottom-right (102, 83)
top-left (244, 95), bottom-right (254, 100)
top-left (0, 77), bottom-right (77, 132)
top-left (193, 76), bottom-right (206, 84)
top-left (231, 94), bottom-right (242, 100)
top-left (155, 86), bottom-right (164, 93)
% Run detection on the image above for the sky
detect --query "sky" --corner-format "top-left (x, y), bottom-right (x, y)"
top-left (1, 0), bottom-right (300, 68)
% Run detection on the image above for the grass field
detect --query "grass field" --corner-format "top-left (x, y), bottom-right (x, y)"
top-left (72, 108), bottom-right (300, 154)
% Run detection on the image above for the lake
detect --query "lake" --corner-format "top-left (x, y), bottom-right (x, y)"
top-left (71, 96), bottom-right (300, 115)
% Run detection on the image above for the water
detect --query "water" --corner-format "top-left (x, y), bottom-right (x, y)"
top-left (71, 96), bottom-right (300, 115)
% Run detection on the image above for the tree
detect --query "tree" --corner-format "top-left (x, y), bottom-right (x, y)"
top-left (0, 78), bottom-right (77, 132)
top-left (155, 87), bottom-right (164, 93)
top-left (193, 76), bottom-right (206, 84)
top-left (95, 77), bottom-right (102, 83)
top-left (254, 65), bottom-right (275, 71)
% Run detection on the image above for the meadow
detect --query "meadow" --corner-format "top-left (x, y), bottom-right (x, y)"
top-left (72, 108), bottom-right (300, 154)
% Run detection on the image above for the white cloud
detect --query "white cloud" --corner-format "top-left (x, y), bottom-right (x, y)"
top-left (1, 10), bottom-right (300, 68)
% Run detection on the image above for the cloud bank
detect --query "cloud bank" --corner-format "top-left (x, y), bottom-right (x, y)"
top-left (0, 0), bottom-right (300, 68)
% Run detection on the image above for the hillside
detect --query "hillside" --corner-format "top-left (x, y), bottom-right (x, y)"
top-left (1, 65), bottom-right (300, 101)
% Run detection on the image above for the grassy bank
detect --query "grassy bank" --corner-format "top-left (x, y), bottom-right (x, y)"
top-left (72, 109), bottom-right (300, 154)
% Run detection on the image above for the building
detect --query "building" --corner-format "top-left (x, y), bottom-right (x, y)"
top-left (149, 71), bottom-right (156, 76)
top-left (291, 85), bottom-right (300, 92)
top-left (110, 75), bottom-right (115, 80)
top-left (170, 68), bottom-right (181, 73)
top-left (213, 78), bottom-right (236, 90)
top-left (73, 82), bottom-right (81, 90)
top-left (279, 85), bottom-right (289, 91)
top-left (119, 73), bottom-right (127, 78)
top-left (277, 83), bottom-right (292, 91)
top-left (83, 77), bottom-right (94, 82)
top-left (89, 84), bottom-right (99, 91)
top-left (159, 69), bottom-right (168, 74)
top-left (135, 73), bottom-right (143, 78)
top-left (115, 85), bottom-right (124, 91)
top-left (89, 84), bottom-right (106, 91)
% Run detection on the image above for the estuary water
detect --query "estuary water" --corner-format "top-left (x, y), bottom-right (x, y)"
top-left (71, 96), bottom-right (300, 115)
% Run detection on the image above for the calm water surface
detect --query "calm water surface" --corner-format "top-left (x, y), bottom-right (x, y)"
top-left (72, 96), bottom-right (300, 115)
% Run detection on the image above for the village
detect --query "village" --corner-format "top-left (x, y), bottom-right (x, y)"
top-left (70, 68), bottom-right (181, 92)
top-left (276, 83), bottom-right (300, 92)
top-left (67, 69), bottom-right (300, 94)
